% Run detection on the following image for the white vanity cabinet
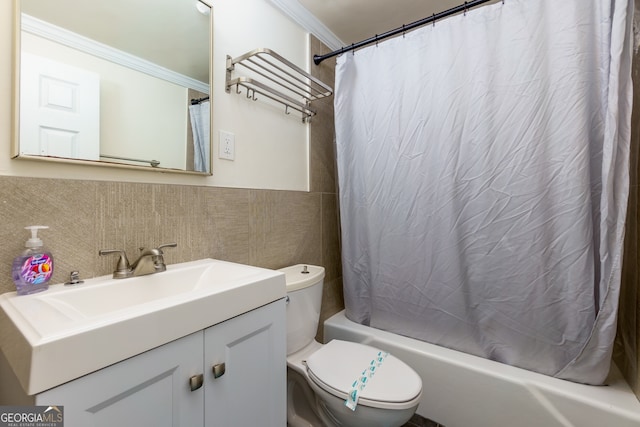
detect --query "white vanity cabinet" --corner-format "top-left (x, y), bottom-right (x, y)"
top-left (35, 300), bottom-right (286, 427)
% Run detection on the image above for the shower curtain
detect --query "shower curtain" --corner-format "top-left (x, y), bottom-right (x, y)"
top-left (189, 100), bottom-right (210, 173)
top-left (334, 0), bottom-right (633, 384)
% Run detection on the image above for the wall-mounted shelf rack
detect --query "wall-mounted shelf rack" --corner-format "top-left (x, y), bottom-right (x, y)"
top-left (225, 48), bottom-right (333, 123)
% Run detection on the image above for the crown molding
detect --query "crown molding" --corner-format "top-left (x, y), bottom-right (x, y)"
top-left (266, 0), bottom-right (344, 51)
top-left (21, 14), bottom-right (210, 94)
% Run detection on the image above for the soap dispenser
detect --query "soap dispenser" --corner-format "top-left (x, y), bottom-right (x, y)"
top-left (12, 226), bottom-right (54, 295)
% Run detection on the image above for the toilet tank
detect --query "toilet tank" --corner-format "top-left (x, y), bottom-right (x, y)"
top-left (279, 264), bottom-right (325, 355)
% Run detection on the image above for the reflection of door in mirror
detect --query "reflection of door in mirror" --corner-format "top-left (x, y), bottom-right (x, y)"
top-left (20, 52), bottom-right (100, 160)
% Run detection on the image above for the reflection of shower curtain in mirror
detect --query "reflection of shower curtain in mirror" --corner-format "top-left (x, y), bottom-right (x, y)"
top-left (189, 101), bottom-right (210, 172)
top-left (334, 0), bottom-right (633, 385)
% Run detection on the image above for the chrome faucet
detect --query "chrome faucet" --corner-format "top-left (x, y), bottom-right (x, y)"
top-left (99, 243), bottom-right (177, 279)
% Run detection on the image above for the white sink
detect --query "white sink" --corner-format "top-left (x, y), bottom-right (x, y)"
top-left (0, 259), bottom-right (285, 395)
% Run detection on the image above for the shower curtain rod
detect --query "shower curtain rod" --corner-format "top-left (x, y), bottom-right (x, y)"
top-left (313, 0), bottom-right (496, 65)
top-left (190, 96), bottom-right (210, 105)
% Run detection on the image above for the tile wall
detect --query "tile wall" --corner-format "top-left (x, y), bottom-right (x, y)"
top-left (614, 18), bottom-right (640, 399)
top-left (309, 36), bottom-right (343, 340)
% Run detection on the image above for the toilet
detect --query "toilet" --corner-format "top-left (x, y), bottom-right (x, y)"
top-left (281, 264), bottom-right (422, 427)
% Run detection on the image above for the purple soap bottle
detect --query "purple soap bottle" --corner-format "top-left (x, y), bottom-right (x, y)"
top-left (12, 226), bottom-right (54, 295)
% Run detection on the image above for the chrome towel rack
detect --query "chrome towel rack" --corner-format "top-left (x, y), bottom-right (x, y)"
top-left (225, 48), bottom-right (333, 123)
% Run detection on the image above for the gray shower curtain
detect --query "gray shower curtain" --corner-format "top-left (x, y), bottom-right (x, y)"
top-left (334, 0), bottom-right (633, 384)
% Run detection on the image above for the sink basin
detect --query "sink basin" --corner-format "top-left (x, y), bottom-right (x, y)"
top-left (0, 259), bottom-right (285, 395)
top-left (39, 260), bottom-right (266, 319)
top-left (41, 263), bottom-right (212, 318)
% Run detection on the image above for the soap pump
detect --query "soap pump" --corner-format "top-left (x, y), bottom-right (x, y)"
top-left (11, 226), bottom-right (54, 295)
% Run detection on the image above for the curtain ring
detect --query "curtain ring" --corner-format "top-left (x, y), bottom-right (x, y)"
top-left (352, 43), bottom-right (355, 55)
top-left (402, 24), bottom-right (406, 38)
top-left (464, 1), bottom-right (467, 16)
top-left (376, 35), bottom-right (379, 47)
top-left (433, 13), bottom-right (436, 27)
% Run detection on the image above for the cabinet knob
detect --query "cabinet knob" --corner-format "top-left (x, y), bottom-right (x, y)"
top-left (212, 363), bottom-right (226, 379)
top-left (189, 374), bottom-right (204, 391)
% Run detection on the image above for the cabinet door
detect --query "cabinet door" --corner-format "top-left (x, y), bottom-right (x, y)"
top-left (36, 332), bottom-right (204, 427)
top-left (204, 299), bottom-right (286, 427)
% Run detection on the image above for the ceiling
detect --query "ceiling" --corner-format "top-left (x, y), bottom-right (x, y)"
top-left (296, 0), bottom-right (501, 46)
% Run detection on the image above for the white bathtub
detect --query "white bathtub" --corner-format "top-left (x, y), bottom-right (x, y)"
top-left (324, 310), bottom-right (640, 427)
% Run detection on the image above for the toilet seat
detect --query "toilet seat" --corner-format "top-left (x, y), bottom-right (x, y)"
top-left (305, 340), bottom-right (422, 410)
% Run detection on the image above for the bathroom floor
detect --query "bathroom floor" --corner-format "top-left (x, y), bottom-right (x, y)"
top-left (402, 414), bottom-right (444, 427)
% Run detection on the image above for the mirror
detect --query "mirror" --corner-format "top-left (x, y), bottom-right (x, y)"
top-left (13, 0), bottom-right (212, 174)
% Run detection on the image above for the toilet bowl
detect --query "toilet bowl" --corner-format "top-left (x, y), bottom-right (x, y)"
top-left (281, 264), bottom-right (422, 427)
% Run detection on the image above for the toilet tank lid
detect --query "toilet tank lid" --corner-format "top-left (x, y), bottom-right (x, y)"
top-left (278, 264), bottom-right (325, 292)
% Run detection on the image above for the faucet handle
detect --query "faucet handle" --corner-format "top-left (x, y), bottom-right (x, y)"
top-left (157, 243), bottom-right (177, 253)
top-left (153, 243), bottom-right (176, 273)
top-left (99, 249), bottom-right (133, 279)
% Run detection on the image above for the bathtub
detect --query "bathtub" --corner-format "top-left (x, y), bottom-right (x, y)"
top-left (324, 310), bottom-right (640, 427)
